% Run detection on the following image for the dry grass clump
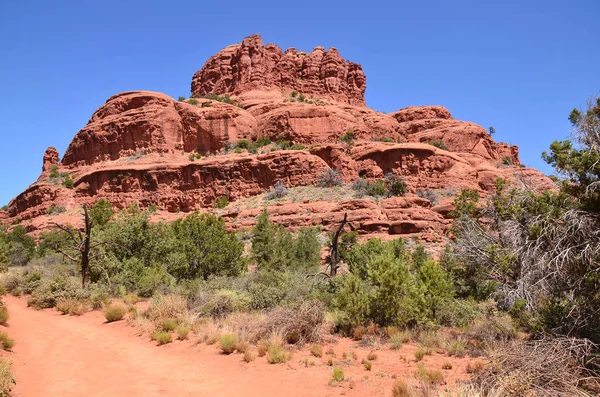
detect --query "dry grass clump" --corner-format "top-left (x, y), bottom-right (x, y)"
top-left (0, 301), bottom-right (8, 325)
top-left (257, 300), bottom-right (325, 344)
top-left (103, 304), bottom-right (126, 322)
top-left (414, 347), bottom-right (431, 362)
top-left (257, 341), bottom-right (268, 357)
top-left (415, 364), bottom-right (444, 386)
top-left (55, 297), bottom-right (87, 316)
top-left (147, 294), bottom-right (188, 325)
top-left (363, 360), bottom-right (373, 371)
top-left (234, 340), bottom-right (250, 354)
top-left (0, 332), bottom-right (14, 351)
top-left (243, 350), bottom-right (255, 362)
top-left (310, 344), bottom-right (323, 357)
top-left (0, 358), bottom-right (14, 397)
top-left (266, 336), bottom-right (291, 364)
top-left (471, 337), bottom-right (600, 396)
top-left (367, 351), bottom-right (378, 361)
top-left (194, 320), bottom-right (221, 345)
top-left (123, 293), bottom-right (140, 305)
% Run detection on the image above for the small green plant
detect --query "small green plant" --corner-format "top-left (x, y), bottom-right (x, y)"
top-left (213, 197), bottom-right (229, 209)
top-left (176, 325), bottom-right (190, 340)
top-left (414, 347), bottom-right (427, 362)
top-left (46, 204), bottom-right (66, 215)
top-left (298, 93), bottom-right (306, 102)
top-left (502, 156), bottom-right (513, 166)
top-left (340, 130), bottom-right (356, 144)
top-left (219, 334), bottom-right (238, 354)
top-left (62, 175), bottom-right (74, 189)
top-left (161, 318), bottom-right (178, 332)
top-left (291, 91), bottom-right (298, 98)
top-left (49, 165), bottom-right (59, 178)
top-left (188, 98), bottom-right (199, 105)
top-left (290, 143), bottom-right (305, 150)
top-left (103, 304), bottom-right (126, 322)
top-left (177, 96), bottom-right (186, 101)
top-left (429, 140), bottom-right (448, 150)
top-left (0, 332), bottom-right (14, 351)
top-left (332, 367), bottom-right (344, 382)
top-left (266, 344), bottom-right (291, 364)
top-left (363, 360), bottom-right (372, 371)
top-left (153, 331), bottom-right (173, 346)
top-left (310, 344), bottom-right (323, 358)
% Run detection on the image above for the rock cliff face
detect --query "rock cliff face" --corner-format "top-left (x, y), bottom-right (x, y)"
top-left (5, 34), bottom-right (555, 240)
top-left (191, 34), bottom-right (366, 106)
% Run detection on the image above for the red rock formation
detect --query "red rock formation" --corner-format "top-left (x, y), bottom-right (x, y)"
top-left (4, 35), bottom-right (556, 240)
top-left (191, 34), bottom-right (366, 106)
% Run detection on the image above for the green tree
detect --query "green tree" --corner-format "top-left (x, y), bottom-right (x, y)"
top-left (416, 259), bottom-right (454, 320)
top-left (169, 213), bottom-right (244, 280)
top-left (89, 199), bottom-right (114, 227)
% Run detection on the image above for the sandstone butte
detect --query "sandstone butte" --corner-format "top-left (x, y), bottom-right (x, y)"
top-left (1, 34), bottom-right (554, 242)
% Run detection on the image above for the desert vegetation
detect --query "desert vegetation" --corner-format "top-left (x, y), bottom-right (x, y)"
top-left (1, 96), bottom-right (599, 395)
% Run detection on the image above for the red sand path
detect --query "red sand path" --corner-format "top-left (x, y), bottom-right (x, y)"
top-left (4, 295), bottom-right (474, 397)
top-left (5, 295), bottom-right (340, 397)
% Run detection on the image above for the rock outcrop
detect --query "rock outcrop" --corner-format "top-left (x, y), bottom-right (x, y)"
top-left (4, 34), bottom-right (555, 239)
top-left (191, 34), bottom-right (366, 106)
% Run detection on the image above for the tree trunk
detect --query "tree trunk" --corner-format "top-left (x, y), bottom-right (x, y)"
top-left (329, 212), bottom-right (348, 277)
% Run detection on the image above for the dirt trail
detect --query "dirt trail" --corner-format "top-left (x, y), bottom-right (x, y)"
top-left (4, 296), bottom-right (339, 397)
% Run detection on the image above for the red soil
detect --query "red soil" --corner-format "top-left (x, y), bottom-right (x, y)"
top-left (3, 295), bottom-right (476, 397)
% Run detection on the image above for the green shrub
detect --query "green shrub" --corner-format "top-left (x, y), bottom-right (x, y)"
top-left (161, 318), bottom-right (178, 332)
top-left (332, 367), bottom-right (344, 382)
top-left (104, 304), bottom-right (126, 322)
top-left (27, 276), bottom-right (87, 309)
top-left (46, 205), bottom-right (66, 215)
top-left (213, 197), bottom-right (229, 209)
top-left (291, 91), bottom-right (298, 98)
top-left (363, 360), bottom-right (372, 370)
top-left (0, 332), bottom-right (14, 351)
top-left (89, 199), bottom-right (113, 227)
top-left (340, 130), bottom-right (356, 144)
top-left (177, 96), bottom-right (186, 101)
top-left (290, 143), bottom-right (305, 150)
top-left (199, 289), bottom-right (251, 318)
top-left (366, 180), bottom-right (386, 196)
top-left (153, 331), bottom-right (172, 345)
top-left (267, 343), bottom-right (291, 363)
top-left (62, 175), bottom-right (74, 189)
top-left (188, 98), bottom-right (198, 105)
top-left (219, 334), bottom-right (238, 354)
top-left (430, 140), bottom-right (448, 150)
top-left (49, 165), bottom-right (59, 178)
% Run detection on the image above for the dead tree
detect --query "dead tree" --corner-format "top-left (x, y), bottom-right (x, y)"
top-left (55, 205), bottom-right (108, 288)
top-left (326, 212), bottom-right (348, 277)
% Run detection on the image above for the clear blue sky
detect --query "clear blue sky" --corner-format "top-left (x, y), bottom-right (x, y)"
top-left (1, 1), bottom-right (599, 206)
